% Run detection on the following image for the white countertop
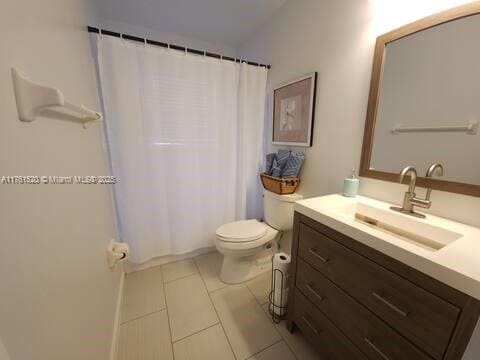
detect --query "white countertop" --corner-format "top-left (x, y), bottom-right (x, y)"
top-left (294, 194), bottom-right (480, 301)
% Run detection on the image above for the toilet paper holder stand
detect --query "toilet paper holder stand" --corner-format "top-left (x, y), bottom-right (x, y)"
top-left (268, 260), bottom-right (288, 324)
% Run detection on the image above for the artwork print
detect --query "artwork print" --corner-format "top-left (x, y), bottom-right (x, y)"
top-left (273, 73), bottom-right (317, 147)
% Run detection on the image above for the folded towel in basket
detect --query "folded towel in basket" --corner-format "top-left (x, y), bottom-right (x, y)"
top-left (270, 158), bottom-right (281, 177)
top-left (271, 149), bottom-right (290, 177)
top-left (282, 151), bottom-right (305, 178)
top-left (266, 153), bottom-right (276, 175)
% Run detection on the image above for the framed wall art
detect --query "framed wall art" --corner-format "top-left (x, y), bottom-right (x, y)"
top-left (272, 72), bottom-right (317, 147)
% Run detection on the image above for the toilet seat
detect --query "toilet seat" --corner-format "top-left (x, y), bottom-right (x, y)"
top-left (216, 219), bottom-right (268, 243)
top-left (215, 220), bottom-right (278, 254)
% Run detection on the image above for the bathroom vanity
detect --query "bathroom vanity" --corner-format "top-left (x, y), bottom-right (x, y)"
top-left (287, 195), bottom-right (480, 360)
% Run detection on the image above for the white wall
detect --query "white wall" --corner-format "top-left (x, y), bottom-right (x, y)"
top-left (0, 1), bottom-right (121, 359)
top-left (239, 0), bottom-right (480, 228)
top-left (0, 338), bottom-right (11, 360)
top-left (240, 0), bottom-right (374, 196)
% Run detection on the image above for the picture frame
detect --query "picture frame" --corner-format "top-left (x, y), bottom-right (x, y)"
top-left (272, 72), bottom-right (317, 147)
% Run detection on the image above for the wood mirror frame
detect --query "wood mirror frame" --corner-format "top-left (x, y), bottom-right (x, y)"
top-left (360, 2), bottom-right (480, 197)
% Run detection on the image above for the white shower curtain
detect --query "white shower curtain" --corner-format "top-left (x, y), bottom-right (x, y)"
top-left (95, 35), bottom-right (267, 263)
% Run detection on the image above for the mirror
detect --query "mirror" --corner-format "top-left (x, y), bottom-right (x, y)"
top-left (361, 3), bottom-right (480, 197)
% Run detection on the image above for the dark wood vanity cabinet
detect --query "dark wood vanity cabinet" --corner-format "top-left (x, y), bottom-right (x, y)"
top-left (287, 212), bottom-right (480, 360)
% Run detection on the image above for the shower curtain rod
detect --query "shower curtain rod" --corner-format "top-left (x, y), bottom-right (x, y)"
top-left (87, 26), bottom-right (271, 69)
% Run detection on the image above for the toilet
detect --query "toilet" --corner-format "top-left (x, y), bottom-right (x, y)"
top-left (215, 190), bottom-right (303, 284)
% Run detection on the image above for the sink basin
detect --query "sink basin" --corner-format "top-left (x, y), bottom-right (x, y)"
top-left (331, 202), bottom-right (462, 251)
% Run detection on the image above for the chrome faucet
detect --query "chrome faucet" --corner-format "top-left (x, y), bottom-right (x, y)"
top-left (390, 164), bottom-right (444, 218)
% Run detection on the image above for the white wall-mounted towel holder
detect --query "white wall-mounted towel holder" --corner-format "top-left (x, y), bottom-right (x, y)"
top-left (11, 67), bottom-right (102, 129)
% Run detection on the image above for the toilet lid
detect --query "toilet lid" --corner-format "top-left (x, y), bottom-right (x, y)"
top-left (216, 220), bottom-right (268, 242)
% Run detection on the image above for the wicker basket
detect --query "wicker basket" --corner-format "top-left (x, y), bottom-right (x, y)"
top-left (260, 172), bottom-right (300, 195)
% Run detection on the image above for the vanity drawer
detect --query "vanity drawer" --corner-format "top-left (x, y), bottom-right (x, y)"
top-left (296, 258), bottom-right (433, 360)
top-left (297, 222), bottom-right (460, 359)
top-left (293, 291), bottom-right (368, 360)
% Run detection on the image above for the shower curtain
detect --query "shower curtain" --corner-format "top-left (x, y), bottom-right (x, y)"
top-left (95, 35), bottom-right (268, 263)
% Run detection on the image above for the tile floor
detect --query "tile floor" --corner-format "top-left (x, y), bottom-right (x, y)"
top-left (117, 251), bottom-right (318, 360)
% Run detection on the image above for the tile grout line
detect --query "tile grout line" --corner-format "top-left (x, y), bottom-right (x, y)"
top-left (163, 270), bottom-right (199, 285)
top-left (253, 286), bottom-right (301, 360)
top-left (275, 328), bottom-right (300, 360)
top-left (242, 271), bottom-right (272, 305)
top-left (244, 282), bottom-right (281, 340)
top-left (165, 263), bottom-right (222, 352)
top-left (207, 283), bottom-right (229, 294)
top-left (171, 322), bottom-right (220, 344)
top-left (120, 308), bottom-right (166, 325)
top-left (271, 320), bottom-right (299, 360)
top-left (245, 339), bottom-right (284, 360)
top-left (275, 322), bottom-right (300, 360)
top-left (197, 262), bottom-right (238, 360)
top-left (162, 257), bottom-right (200, 284)
top-left (243, 280), bottom-right (297, 359)
top-left (161, 265), bottom-right (177, 360)
top-left (256, 292), bottom-right (301, 360)
top-left (203, 264), bottom-right (282, 359)
top-left (194, 255), bottom-right (229, 294)
top-left (205, 293), bottom-right (238, 360)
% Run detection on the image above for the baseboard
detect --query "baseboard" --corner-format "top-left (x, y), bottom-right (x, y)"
top-left (110, 271), bottom-right (125, 360)
top-left (125, 246), bottom-right (216, 273)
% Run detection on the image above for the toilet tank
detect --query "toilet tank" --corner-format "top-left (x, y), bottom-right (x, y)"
top-left (263, 190), bottom-right (303, 231)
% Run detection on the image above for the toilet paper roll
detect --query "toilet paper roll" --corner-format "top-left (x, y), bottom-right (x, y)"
top-left (273, 252), bottom-right (291, 273)
top-left (272, 252), bottom-right (291, 288)
top-left (270, 252), bottom-right (291, 316)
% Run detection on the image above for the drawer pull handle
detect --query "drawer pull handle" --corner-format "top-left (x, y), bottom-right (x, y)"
top-left (372, 292), bottom-right (409, 317)
top-left (308, 248), bottom-right (329, 263)
top-left (306, 283), bottom-right (325, 301)
top-left (302, 316), bottom-right (320, 335)
top-left (364, 338), bottom-right (390, 360)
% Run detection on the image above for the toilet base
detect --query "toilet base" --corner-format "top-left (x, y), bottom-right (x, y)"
top-left (220, 250), bottom-right (274, 284)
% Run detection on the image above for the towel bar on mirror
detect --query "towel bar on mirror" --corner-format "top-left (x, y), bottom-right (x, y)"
top-left (391, 121), bottom-right (478, 135)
